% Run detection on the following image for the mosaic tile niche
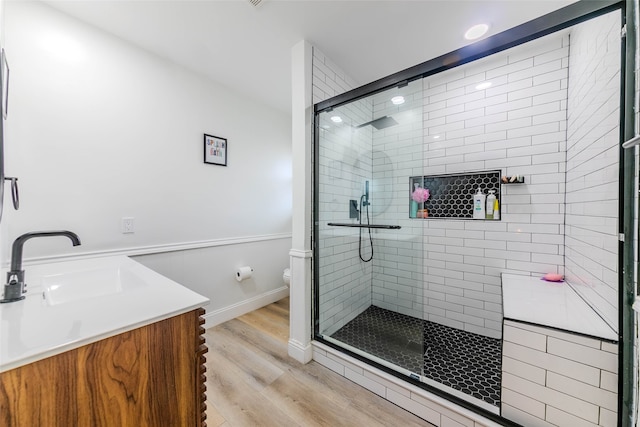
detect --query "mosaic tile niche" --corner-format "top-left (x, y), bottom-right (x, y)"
top-left (409, 171), bottom-right (501, 219)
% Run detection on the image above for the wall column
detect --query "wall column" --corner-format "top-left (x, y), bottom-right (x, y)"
top-left (289, 40), bottom-right (313, 363)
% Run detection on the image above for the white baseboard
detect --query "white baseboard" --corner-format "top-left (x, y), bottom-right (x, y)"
top-left (288, 338), bottom-right (313, 363)
top-left (203, 286), bottom-right (290, 329)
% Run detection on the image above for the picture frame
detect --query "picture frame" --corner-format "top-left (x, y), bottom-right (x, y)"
top-left (2, 49), bottom-right (9, 120)
top-left (204, 133), bottom-right (227, 166)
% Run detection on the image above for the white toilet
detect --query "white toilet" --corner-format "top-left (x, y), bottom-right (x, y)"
top-left (283, 268), bottom-right (291, 287)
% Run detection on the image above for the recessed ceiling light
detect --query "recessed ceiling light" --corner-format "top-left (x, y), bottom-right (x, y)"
top-left (433, 135), bottom-right (441, 139)
top-left (330, 116), bottom-right (342, 123)
top-left (465, 24), bottom-right (489, 40)
top-left (40, 32), bottom-right (85, 62)
top-left (391, 96), bottom-right (405, 105)
top-left (475, 82), bottom-right (492, 90)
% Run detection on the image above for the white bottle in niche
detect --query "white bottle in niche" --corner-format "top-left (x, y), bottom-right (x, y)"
top-left (486, 190), bottom-right (496, 219)
top-left (473, 187), bottom-right (486, 219)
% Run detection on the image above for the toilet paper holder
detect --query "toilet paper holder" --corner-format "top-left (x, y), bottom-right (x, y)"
top-left (235, 266), bottom-right (254, 282)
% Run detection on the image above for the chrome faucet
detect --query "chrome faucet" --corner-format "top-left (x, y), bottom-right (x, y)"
top-left (0, 231), bottom-right (81, 303)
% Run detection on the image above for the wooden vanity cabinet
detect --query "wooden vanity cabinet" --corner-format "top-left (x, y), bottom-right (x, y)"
top-left (0, 308), bottom-right (208, 427)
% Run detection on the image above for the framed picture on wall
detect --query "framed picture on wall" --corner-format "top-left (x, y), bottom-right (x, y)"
top-left (204, 133), bottom-right (227, 166)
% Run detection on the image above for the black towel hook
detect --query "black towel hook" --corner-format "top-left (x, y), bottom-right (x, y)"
top-left (4, 177), bottom-right (18, 210)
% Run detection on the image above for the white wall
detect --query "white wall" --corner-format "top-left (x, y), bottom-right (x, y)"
top-left (3, 1), bottom-right (292, 320)
top-left (0, 0), bottom-right (6, 268)
top-left (133, 236), bottom-right (291, 327)
top-left (564, 10), bottom-right (620, 332)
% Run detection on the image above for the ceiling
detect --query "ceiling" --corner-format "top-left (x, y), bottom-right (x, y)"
top-left (43, 0), bottom-right (578, 114)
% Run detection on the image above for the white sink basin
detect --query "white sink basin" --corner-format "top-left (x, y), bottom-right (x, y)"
top-left (41, 266), bottom-right (148, 306)
top-left (0, 255), bottom-right (209, 373)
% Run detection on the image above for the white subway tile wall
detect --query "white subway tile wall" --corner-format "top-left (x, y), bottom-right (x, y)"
top-left (314, 47), bottom-right (376, 335)
top-left (366, 31), bottom-right (571, 339)
top-left (564, 10), bottom-right (621, 332)
top-left (312, 48), bottom-right (359, 105)
top-left (502, 320), bottom-right (618, 427)
top-left (369, 79), bottom-right (426, 320)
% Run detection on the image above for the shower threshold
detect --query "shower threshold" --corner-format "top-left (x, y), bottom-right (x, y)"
top-left (327, 306), bottom-right (501, 414)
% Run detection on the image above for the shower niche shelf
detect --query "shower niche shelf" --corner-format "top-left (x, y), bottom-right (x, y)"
top-left (501, 175), bottom-right (525, 184)
top-left (410, 171), bottom-right (501, 220)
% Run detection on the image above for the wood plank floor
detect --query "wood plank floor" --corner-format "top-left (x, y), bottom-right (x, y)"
top-left (204, 297), bottom-right (436, 427)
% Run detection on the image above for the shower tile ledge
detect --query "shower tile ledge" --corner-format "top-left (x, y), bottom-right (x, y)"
top-left (313, 341), bottom-right (504, 427)
top-left (501, 273), bottom-right (617, 342)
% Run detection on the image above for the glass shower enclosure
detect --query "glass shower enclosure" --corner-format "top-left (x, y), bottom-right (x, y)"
top-left (314, 77), bottom-right (502, 413)
top-left (313, 4), bottom-right (626, 420)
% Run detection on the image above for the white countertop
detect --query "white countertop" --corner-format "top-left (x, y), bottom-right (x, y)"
top-left (0, 256), bottom-right (209, 372)
top-left (501, 274), bottom-right (617, 341)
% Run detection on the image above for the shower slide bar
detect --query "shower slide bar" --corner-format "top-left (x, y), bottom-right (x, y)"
top-left (327, 223), bottom-right (401, 230)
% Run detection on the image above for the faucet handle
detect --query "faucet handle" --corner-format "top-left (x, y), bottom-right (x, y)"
top-left (6, 270), bottom-right (24, 285)
top-left (1, 273), bottom-right (26, 303)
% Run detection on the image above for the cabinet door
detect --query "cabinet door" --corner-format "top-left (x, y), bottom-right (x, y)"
top-left (0, 309), bottom-right (206, 427)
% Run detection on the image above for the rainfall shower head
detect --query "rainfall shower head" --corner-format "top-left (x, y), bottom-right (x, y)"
top-left (356, 116), bottom-right (398, 130)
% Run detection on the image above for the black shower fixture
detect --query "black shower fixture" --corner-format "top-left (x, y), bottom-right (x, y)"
top-left (356, 116), bottom-right (399, 130)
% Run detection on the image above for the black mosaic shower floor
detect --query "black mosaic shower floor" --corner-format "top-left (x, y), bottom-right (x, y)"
top-left (331, 306), bottom-right (502, 407)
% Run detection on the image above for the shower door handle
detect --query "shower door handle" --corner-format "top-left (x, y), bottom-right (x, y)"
top-left (623, 134), bottom-right (640, 149)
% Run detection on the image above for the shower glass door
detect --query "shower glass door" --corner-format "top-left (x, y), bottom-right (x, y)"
top-left (314, 5), bottom-right (624, 423)
top-left (315, 79), bottom-right (425, 378)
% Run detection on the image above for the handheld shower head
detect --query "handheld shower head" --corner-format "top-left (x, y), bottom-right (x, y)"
top-left (363, 181), bottom-right (370, 206)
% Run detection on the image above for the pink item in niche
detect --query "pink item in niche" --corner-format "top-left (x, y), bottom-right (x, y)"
top-left (412, 187), bottom-right (430, 203)
top-left (541, 273), bottom-right (564, 282)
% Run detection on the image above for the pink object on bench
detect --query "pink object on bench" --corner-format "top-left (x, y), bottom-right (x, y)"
top-left (541, 273), bottom-right (564, 282)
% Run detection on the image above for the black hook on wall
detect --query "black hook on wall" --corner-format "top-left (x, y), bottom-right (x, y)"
top-left (4, 176), bottom-right (18, 210)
